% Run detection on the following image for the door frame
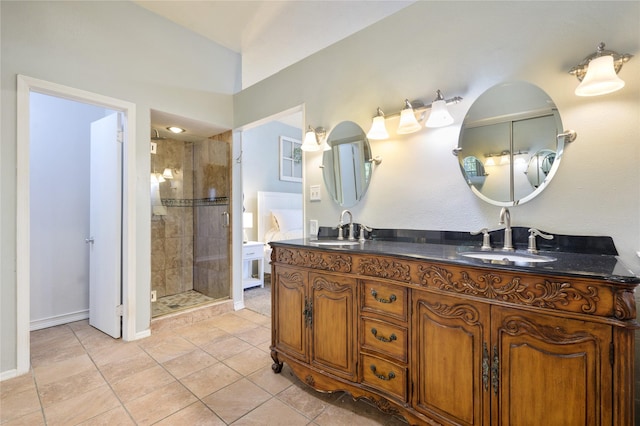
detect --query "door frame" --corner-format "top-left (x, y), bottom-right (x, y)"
top-left (16, 75), bottom-right (137, 375)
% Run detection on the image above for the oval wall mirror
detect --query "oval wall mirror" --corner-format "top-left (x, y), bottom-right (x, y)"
top-left (322, 121), bottom-right (373, 207)
top-left (457, 81), bottom-right (569, 206)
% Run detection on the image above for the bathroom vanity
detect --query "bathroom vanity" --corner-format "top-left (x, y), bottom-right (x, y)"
top-left (269, 238), bottom-right (638, 425)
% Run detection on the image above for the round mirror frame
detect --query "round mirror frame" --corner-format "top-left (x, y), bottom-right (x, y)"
top-left (457, 81), bottom-right (567, 206)
top-left (322, 121), bottom-right (373, 207)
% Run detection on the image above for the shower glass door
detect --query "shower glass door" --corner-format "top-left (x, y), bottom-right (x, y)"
top-left (193, 136), bottom-right (231, 299)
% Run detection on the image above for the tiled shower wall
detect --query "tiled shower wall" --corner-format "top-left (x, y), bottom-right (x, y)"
top-left (151, 134), bottom-right (231, 301)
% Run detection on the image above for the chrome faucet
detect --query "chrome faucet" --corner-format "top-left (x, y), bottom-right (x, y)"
top-left (338, 209), bottom-right (355, 241)
top-left (499, 207), bottom-right (514, 251)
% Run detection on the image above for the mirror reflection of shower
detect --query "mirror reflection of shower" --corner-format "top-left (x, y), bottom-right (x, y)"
top-left (149, 110), bottom-right (231, 318)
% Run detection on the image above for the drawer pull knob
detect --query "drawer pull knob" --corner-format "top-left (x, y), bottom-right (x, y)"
top-left (370, 328), bottom-right (397, 343)
top-left (370, 289), bottom-right (397, 304)
top-left (370, 364), bottom-right (396, 381)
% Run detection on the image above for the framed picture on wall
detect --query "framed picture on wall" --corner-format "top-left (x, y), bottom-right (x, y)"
top-left (279, 136), bottom-right (303, 182)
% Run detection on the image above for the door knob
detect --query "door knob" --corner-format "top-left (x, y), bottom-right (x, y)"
top-left (85, 237), bottom-right (95, 244)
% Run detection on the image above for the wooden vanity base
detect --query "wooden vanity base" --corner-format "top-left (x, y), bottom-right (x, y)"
top-left (269, 243), bottom-right (638, 426)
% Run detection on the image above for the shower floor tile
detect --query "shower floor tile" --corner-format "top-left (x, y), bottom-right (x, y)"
top-left (152, 290), bottom-right (215, 317)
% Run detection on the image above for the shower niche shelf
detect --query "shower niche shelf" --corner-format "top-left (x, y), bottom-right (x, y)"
top-left (161, 196), bottom-right (228, 207)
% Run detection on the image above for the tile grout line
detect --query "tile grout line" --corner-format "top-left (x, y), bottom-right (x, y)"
top-left (138, 334), bottom-right (229, 425)
top-left (69, 323), bottom-right (139, 426)
top-left (28, 366), bottom-right (48, 426)
top-left (15, 305), bottom-right (405, 425)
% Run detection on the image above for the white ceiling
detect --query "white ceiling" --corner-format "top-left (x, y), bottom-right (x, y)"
top-left (137, 0), bottom-right (414, 138)
top-left (134, 0), bottom-right (413, 88)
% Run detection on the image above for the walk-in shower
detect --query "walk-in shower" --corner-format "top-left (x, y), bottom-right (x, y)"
top-left (150, 130), bottom-right (231, 317)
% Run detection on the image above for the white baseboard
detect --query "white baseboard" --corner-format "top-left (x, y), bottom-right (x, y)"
top-left (135, 329), bottom-right (151, 340)
top-left (1, 369), bottom-right (19, 382)
top-left (30, 310), bottom-right (89, 331)
top-left (234, 300), bottom-right (246, 311)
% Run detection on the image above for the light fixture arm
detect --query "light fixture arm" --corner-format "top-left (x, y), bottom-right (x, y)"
top-left (380, 95), bottom-right (463, 120)
top-left (569, 42), bottom-right (633, 81)
top-left (301, 125), bottom-right (328, 151)
top-left (557, 129), bottom-right (577, 143)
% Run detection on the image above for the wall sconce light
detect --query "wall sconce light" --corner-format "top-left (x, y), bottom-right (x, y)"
top-left (367, 90), bottom-right (462, 139)
top-left (499, 151), bottom-right (510, 165)
top-left (425, 90), bottom-right (454, 128)
top-left (397, 99), bottom-right (422, 134)
top-left (166, 126), bottom-right (185, 134)
top-left (514, 151), bottom-right (528, 167)
top-left (301, 125), bottom-right (327, 151)
top-left (366, 108), bottom-right (389, 140)
top-left (162, 168), bottom-right (174, 179)
top-left (569, 42), bottom-right (633, 96)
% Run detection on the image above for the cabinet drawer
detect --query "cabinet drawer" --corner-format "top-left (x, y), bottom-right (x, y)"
top-left (361, 317), bottom-right (408, 363)
top-left (361, 353), bottom-right (407, 402)
top-left (243, 248), bottom-right (261, 258)
top-left (361, 280), bottom-right (407, 321)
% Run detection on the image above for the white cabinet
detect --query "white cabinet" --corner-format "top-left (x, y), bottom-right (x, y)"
top-left (242, 241), bottom-right (264, 289)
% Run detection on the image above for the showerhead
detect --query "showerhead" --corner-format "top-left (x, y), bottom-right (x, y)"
top-left (151, 129), bottom-right (166, 140)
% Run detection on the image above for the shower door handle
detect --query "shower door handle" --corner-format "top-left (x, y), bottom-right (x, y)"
top-left (222, 211), bottom-right (229, 227)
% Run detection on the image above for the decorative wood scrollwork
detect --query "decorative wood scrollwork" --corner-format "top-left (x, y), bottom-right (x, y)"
top-left (277, 248), bottom-right (352, 272)
top-left (359, 257), bottom-right (411, 281)
top-left (420, 265), bottom-right (600, 314)
top-left (313, 275), bottom-right (352, 293)
top-left (365, 397), bottom-right (401, 416)
top-left (279, 270), bottom-right (304, 287)
top-left (420, 300), bottom-right (480, 325)
top-left (305, 374), bottom-right (316, 387)
top-left (501, 316), bottom-right (593, 344)
top-left (614, 289), bottom-right (636, 320)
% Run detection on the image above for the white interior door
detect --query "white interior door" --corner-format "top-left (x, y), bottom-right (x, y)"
top-left (89, 113), bottom-right (122, 338)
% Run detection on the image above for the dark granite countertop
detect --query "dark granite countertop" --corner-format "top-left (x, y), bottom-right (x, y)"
top-left (270, 237), bottom-right (640, 286)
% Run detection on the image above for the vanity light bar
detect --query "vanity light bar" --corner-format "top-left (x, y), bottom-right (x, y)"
top-left (379, 96), bottom-right (463, 121)
top-left (368, 91), bottom-right (463, 139)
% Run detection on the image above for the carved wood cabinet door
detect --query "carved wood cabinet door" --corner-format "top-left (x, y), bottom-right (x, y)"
top-left (412, 291), bottom-right (491, 426)
top-left (492, 307), bottom-right (612, 426)
top-left (273, 266), bottom-right (309, 363)
top-left (309, 272), bottom-right (358, 381)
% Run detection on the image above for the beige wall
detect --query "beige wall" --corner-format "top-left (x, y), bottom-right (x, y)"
top-left (235, 1), bottom-right (640, 273)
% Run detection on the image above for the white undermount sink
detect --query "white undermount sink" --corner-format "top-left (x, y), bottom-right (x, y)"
top-left (310, 240), bottom-right (360, 246)
top-left (460, 251), bottom-right (556, 263)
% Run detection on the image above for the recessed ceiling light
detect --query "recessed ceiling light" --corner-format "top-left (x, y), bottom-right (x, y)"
top-left (167, 126), bottom-right (185, 134)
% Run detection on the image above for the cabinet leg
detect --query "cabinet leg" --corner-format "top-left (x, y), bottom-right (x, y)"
top-left (270, 349), bottom-right (283, 373)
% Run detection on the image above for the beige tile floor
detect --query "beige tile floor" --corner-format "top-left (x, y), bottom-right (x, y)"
top-left (0, 308), bottom-right (408, 425)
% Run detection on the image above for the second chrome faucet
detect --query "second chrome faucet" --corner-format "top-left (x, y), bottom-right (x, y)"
top-left (472, 208), bottom-right (554, 253)
top-left (337, 209), bottom-right (355, 241)
top-left (499, 207), bottom-right (514, 251)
